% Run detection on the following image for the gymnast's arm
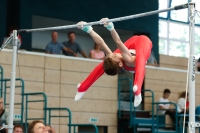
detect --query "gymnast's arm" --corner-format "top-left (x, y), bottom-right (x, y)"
top-left (77, 21), bottom-right (112, 55)
top-left (89, 30), bottom-right (112, 55)
top-left (110, 29), bottom-right (134, 63)
top-left (76, 21), bottom-right (106, 92)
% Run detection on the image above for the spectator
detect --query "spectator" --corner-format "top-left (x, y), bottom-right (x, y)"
top-left (62, 31), bottom-right (87, 58)
top-left (158, 89), bottom-right (178, 127)
top-left (13, 125), bottom-right (23, 133)
top-left (28, 120), bottom-right (48, 133)
top-left (45, 31), bottom-right (77, 56)
top-left (0, 98), bottom-right (8, 124)
top-left (197, 57), bottom-right (200, 72)
top-left (0, 98), bottom-right (8, 133)
top-left (158, 89), bottom-right (171, 115)
top-left (175, 91), bottom-right (189, 127)
top-left (89, 43), bottom-right (105, 60)
top-left (177, 91), bottom-right (189, 114)
top-left (45, 125), bottom-right (56, 133)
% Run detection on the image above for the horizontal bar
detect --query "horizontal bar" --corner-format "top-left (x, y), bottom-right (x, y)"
top-left (23, 92), bottom-right (45, 95)
top-left (18, 3), bottom-right (190, 33)
top-left (6, 86), bottom-right (22, 88)
top-left (26, 118), bottom-right (44, 120)
top-left (0, 78), bottom-right (23, 81)
top-left (6, 103), bottom-right (21, 105)
top-left (69, 124), bottom-right (98, 126)
top-left (50, 116), bottom-right (69, 117)
top-left (27, 100), bottom-right (44, 102)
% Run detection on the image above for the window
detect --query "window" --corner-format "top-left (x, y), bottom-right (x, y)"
top-left (195, 27), bottom-right (200, 43)
top-left (169, 22), bottom-right (189, 41)
top-left (158, 0), bottom-right (169, 18)
top-left (170, 0), bottom-right (188, 22)
top-left (193, 0), bottom-right (200, 25)
top-left (158, 0), bottom-right (200, 59)
top-left (159, 39), bottom-right (167, 54)
top-left (159, 20), bottom-right (168, 37)
top-left (169, 41), bottom-right (189, 57)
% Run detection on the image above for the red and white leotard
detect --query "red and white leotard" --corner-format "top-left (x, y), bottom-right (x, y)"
top-left (76, 35), bottom-right (152, 98)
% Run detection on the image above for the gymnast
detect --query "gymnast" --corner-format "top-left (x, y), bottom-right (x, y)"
top-left (75, 18), bottom-right (152, 107)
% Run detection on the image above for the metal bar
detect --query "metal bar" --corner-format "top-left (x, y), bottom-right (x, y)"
top-left (5, 103), bottom-right (21, 105)
top-left (0, 66), bottom-right (3, 98)
top-left (4, 81), bottom-right (6, 108)
top-left (188, 2), bottom-right (196, 133)
top-left (49, 110), bottom-right (51, 125)
top-left (26, 118), bottom-right (45, 120)
top-left (27, 100), bottom-right (45, 102)
top-left (8, 30), bottom-right (18, 133)
top-left (25, 96), bottom-right (28, 132)
top-left (18, 3), bottom-right (189, 33)
top-left (44, 94), bottom-right (47, 125)
top-left (21, 79), bottom-right (24, 125)
top-left (49, 116), bottom-right (69, 117)
top-left (5, 86), bottom-right (23, 88)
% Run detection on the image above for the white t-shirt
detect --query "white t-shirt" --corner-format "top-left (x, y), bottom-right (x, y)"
top-left (158, 97), bottom-right (170, 115)
top-left (177, 98), bottom-right (186, 113)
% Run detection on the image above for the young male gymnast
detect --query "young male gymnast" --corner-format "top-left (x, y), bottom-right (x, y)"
top-left (75, 18), bottom-right (152, 107)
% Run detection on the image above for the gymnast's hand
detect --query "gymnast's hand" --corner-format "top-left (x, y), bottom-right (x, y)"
top-left (100, 18), bottom-right (114, 31)
top-left (77, 21), bottom-right (93, 33)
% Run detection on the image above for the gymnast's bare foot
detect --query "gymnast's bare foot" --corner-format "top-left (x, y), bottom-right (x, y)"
top-left (74, 83), bottom-right (85, 101)
top-left (133, 85), bottom-right (142, 107)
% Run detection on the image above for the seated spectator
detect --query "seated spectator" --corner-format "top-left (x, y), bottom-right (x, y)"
top-left (177, 91), bottom-right (189, 114)
top-left (45, 31), bottom-right (76, 56)
top-left (89, 43), bottom-right (105, 60)
top-left (147, 51), bottom-right (158, 66)
top-left (158, 89), bottom-right (171, 115)
top-left (13, 125), bottom-right (23, 133)
top-left (158, 89), bottom-right (178, 128)
top-left (62, 31), bottom-right (87, 58)
top-left (45, 125), bottom-right (56, 133)
top-left (175, 91), bottom-right (189, 127)
top-left (0, 98), bottom-right (8, 133)
top-left (28, 120), bottom-right (48, 133)
top-left (0, 98), bottom-right (8, 124)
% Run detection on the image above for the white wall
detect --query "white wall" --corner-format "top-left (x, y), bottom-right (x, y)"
top-left (32, 15), bottom-right (134, 56)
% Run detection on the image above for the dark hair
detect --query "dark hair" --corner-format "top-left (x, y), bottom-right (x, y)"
top-left (14, 125), bottom-right (23, 131)
top-left (68, 31), bottom-right (75, 37)
top-left (163, 89), bottom-right (171, 94)
top-left (180, 91), bottom-right (188, 98)
top-left (103, 57), bottom-right (120, 76)
top-left (28, 120), bottom-right (43, 133)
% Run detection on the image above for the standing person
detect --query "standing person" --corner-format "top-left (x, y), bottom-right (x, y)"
top-left (45, 31), bottom-right (77, 56)
top-left (62, 31), bottom-right (87, 58)
top-left (90, 43), bottom-right (105, 60)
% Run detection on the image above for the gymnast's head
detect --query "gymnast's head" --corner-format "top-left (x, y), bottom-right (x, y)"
top-left (103, 53), bottom-right (123, 76)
